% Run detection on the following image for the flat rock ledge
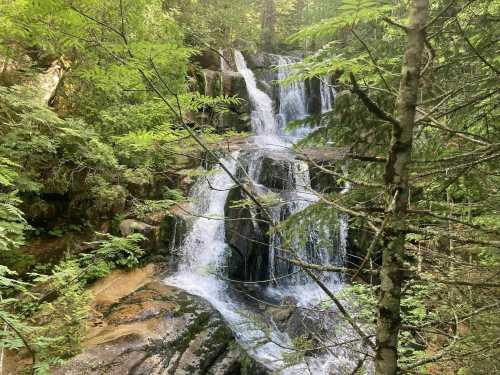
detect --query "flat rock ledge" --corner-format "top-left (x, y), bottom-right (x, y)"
top-left (54, 266), bottom-right (268, 375)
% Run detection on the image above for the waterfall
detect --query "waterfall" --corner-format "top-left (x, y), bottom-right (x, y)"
top-left (275, 55), bottom-right (307, 125)
top-left (320, 77), bottom-right (335, 113)
top-left (165, 154), bottom-right (319, 373)
top-left (166, 51), bottom-right (367, 374)
top-left (219, 49), bottom-right (226, 72)
top-left (234, 50), bottom-right (279, 145)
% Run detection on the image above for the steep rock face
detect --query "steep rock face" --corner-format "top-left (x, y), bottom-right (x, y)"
top-left (223, 151), bottom-right (306, 283)
top-left (219, 70), bottom-right (251, 133)
top-left (54, 267), bottom-right (269, 375)
top-left (255, 153), bottom-right (295, 192)
top-left (241, 51), bottom-right (278, 102)
top-left (158, 204), bottom-right (190, 256)
top-left (193, 50), bottom-right (221, 71)
top-left (197, 68), bottom-right (251, 133)
top-left (305, 77), bottom-right (322, 116)
top-left (224, 184), bottom-right (270, 282)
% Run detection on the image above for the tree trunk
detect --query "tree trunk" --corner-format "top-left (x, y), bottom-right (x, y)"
top-left (261, 0), bottom-right (277, 51)
top-left (295, 0), bottom-right (305, 24)
top-left (376, 1), bottom-right (429, 374)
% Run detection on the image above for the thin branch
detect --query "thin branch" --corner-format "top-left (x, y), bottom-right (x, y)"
top-left (350, 191), bottom-right (397, 281)
top-left (383, 17), bottom-right (409, 32)
top-left (349, 73), bottom-right (400, 127)
top-left (351, 28), bottom-right (393, 92)
top-left (456, 20), bottom-right (499, 75)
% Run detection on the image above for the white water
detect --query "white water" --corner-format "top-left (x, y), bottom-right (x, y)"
top-left (234, 50), bottom-right (283, 149)
top-left (165, 155), bottom-right (328, 373)
top-left (321, 77), bottom-right (335, 113)
top-left (275, 55), bottom-right (307, 126)
top-left (166, 51), bottom-right (366, 374)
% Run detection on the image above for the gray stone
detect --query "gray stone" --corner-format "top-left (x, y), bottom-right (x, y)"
top-left (158, 205), bottom-right (190, 256)
top-left (55, 281), bottom-right (270, 375)
top-left (119, 219), bottom-right (159, 251)
top-left (224, 184), bottom-right (270, 282)
top-left (193, 50), bottom-right (221, 71)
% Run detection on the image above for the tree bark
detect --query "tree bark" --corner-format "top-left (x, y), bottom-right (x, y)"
top-left (376, 1), bottom-right (429, 374)
top-left (261, 0), bottom-right (277, 51)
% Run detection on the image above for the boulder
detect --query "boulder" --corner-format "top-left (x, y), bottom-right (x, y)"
top-left (54, 268), bottom-right (270, 375)
top-left (119, 219), bottom-right (159, 251)
top-left (241, 51), bottom-right (277, 70)
top-left (193, 50), bottom-right (222, 71)
top-left (308, 162), bottom-right (341, 194)
top-left (257, 154), bottom-right (295, 191)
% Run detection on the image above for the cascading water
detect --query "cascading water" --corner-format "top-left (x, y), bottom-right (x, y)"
top-left (275, 55), bottom-right (307, 127)
top-left (234, 50), bottom-right (280, 146)
top-left (166, 50), bottom-right (369, 374)
top-left (320, 76), bottom-right (335, 114)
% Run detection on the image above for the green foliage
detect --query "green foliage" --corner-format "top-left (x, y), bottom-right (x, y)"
top-left (277, 202), bottom-right (340, 252)
top-left (0, 156), bottom-right (27, 252)
top-left (283, 335), bottom-right (314, 367)
top-left (0, 86), bottom-right (119, 195)
top-left (131, 197), bottom-right (184, 221)
top-left (290, 0), bottom-right (392, 42)
top-left (230, 192), bottom-right (284, 210)
top-left (0, 231), bottom-right (146, 373)
top-left (29, 259), bottom-right (91, 364)
top-left (79, 233), bottom-right (145, 280)
top-left (336, 282), bottom-right (376, 323)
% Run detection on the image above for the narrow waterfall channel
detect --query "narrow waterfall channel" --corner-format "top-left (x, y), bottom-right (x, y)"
top-left (166, 50), bottom-right (366, 374)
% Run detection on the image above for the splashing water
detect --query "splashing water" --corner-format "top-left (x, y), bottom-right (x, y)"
top-left (321, 76), bottom-right (335, 114)
top-left (234, 50), bottom-right (283, 149)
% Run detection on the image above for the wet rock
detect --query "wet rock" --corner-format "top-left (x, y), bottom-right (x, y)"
top-left (268, 296), bottom-right (297, 330)
top-left (193, 50), bottom-right (222, 71)
top-left (308, 162), bottom-right (341, 194)
top-left (202, 69), bottom-right (223, 97)
top-left (221, 70), bottom-right (248, 102)
top-left (257, 154), bottom-right (295, 191)
top-left (306, 77), bottom-right (322, 115)
top-left (119, 219), bottom-right (159, 251)
top-left (265, 295), bottom-right (330, 341)
top-left (224, 184), bottom-right (270, 282)
top-left (55, 271), bottom-right (269, 375)
top-left (158, 204), bottom-right (190, 256)
top-left (241, 51), bottom-right (276, 70)
top-left (198, 69), bottom-right (251, 133)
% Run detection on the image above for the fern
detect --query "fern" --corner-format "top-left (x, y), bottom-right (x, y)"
top-left (290, 0), bottom-right (391, 42)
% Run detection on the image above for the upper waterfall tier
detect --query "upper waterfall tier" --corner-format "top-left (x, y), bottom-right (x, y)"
top-left (234, 50), bottom-right (280, 143)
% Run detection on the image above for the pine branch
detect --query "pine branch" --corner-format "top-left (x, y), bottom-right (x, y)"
top-left (349, 73), bottom-right (400, 127)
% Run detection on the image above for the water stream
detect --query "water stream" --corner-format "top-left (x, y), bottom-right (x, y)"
top-left (166, 50), bottom-right (366, 374)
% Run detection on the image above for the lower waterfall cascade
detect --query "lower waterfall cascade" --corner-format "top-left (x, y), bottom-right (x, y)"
top-left (165, 50), bottom-right (370, 374)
